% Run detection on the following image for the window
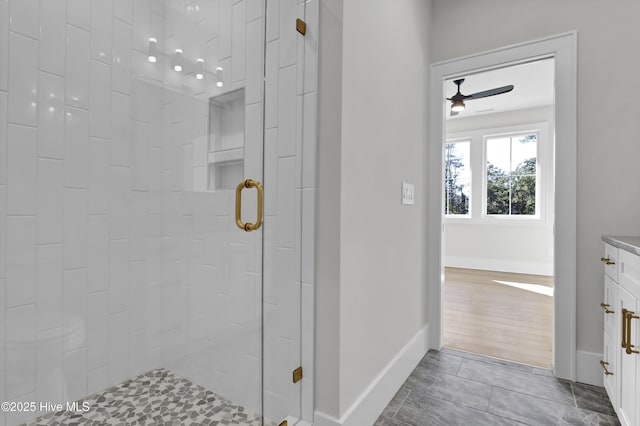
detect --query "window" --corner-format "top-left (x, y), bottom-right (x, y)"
top-left (485, 133), bottom-right (538, 216)
top-left (444, 141), bottom-right (471, 215)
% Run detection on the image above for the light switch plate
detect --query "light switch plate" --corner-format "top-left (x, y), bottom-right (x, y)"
top-left (402, 182), bottom-right (414, 205)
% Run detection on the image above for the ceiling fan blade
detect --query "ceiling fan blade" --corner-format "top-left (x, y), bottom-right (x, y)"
top-left (465, 85), bottom-right (514, 100)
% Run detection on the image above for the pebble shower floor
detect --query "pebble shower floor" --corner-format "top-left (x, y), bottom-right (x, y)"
top-left (21, 369), bottom-right (272, 426)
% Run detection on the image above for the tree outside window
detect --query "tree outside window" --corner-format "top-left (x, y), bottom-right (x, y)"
top-left (444, 141), bottom-right (471, 215)
top-left (486, 134), bottom-right (537, 216)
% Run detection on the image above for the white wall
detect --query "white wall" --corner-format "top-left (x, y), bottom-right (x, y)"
top-left (444, 106), bottom-right (555, 276)
top-left (316, 0), bottom-right (430, 420)
top-left (431, 0), bottom-right (640, 364)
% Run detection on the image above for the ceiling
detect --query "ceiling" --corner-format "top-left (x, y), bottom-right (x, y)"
top-left (444, 58), bottom-right (554, 120)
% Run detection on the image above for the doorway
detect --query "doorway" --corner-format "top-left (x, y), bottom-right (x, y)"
top-left (427, 33), bottom-right (577, 381)
top-left (441, 59), bottom-right (555, 368)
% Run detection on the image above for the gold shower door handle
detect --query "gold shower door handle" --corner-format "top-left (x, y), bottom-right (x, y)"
top-left (235, 179), bottom-right (264, 232)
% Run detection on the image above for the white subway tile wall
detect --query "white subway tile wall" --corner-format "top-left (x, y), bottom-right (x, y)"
top-left (37, 72), bottom-right (65, 160)
top-left (0, 0), bottom-right (8, 94)
top-left (7, 124), bottom-right (37, 215)
top-left (36, 159), bottom-right (64, 245)
top-left (8, 0), bottom-right (39, 40)
top-left (39, 0), bottom-right (66, 77)
top-left (8, 33), bottom-right (38, 127)
top-left (0, 91), bottom-right (7, 185)
top-left (65, 26), bottom-right (91, 110)
top-left (90, 0), bottom-right (113, 64)
top-left (0, 0), bottom-right (318, 425)
top-left (66, 0), bottom-right (91, 31)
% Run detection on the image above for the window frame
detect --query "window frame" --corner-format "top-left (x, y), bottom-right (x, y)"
top-left (483, 130), bottom-right (541, 220)
top-left (444, 122), bottom-right (550, 226)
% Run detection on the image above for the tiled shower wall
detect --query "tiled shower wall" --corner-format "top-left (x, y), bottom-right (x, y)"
top-left (0, 0), bottom-right (317, 425)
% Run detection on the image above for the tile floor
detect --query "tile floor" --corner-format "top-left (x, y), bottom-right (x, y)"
top-left (375, 348), bottom-right (620, 426)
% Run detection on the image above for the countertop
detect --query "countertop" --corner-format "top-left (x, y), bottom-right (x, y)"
top-left (602, 235), bottom-right (640, 256)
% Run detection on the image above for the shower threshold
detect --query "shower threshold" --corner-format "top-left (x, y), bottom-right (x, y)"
top-left (21, 368), bottom-right (274, 426)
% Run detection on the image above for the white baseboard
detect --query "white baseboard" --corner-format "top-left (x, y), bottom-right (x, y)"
top-left (313, 412), bottom-right (341, 426)
top-left (576, 350), bottom-right (603, 387)
top-left (313, 325), bottom-right (429, 426)
top-left (445, 256), bottom-right (553, 276)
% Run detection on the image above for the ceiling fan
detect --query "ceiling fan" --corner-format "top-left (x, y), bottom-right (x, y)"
top-left (447, 78), bottom-right (514, 116)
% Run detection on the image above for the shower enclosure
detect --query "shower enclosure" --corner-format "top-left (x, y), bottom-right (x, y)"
top-left (0, 0), bottom-right (317, 424)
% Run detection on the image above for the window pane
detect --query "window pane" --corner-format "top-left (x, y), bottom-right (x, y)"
top-left (485, 133), bottom-right (538, 216)
top-left (445, 178), bottom-right (470, 215)
top-left (486, 137), bottom-right (510, 173)
top-left (444, 142), bottom-right (471, 215)
top-left (511, 174), bottom-right (536, 215)
top-left (486, 170), bottom-right (510, 214)
top-left (512, 134), bottom-right (537, 175)
top-left (445, 142), bottom-right (470, 179)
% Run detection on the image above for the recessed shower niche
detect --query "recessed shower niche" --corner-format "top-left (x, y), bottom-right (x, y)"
top-left (207, 88), bottom-right (245, 191)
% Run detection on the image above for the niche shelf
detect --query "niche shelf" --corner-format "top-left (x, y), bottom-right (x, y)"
top-left (208, 88), bottom-right (245, 190)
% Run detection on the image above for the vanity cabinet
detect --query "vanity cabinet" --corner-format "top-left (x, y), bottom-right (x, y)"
top-left (601, 237), bottom-right (640, 426)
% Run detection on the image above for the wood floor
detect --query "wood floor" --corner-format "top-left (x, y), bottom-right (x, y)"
top-left (443, 267), bottom-right (553, 368)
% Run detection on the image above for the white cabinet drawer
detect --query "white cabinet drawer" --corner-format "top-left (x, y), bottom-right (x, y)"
top-left (603, 243), bottom-right (619, 282)
top-left (619, 249), bottom-right (640, 300)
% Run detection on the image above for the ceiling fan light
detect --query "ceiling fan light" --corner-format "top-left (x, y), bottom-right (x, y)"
top-left (451, 99), bottom-right (465, 112)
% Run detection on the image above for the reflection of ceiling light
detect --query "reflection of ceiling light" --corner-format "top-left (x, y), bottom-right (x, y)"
top-left (216, 66), bottom-right (223, 87)
top-left (173, 48), bottom-right (183, 72)
top-left (195, 58), bottom-right (204, 80)
top-left (148, 37), bottom-right (158, 63)
top-left (451, 99), bottom-right (465, 112)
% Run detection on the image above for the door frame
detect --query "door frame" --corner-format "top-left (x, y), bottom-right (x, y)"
top-left (427, 32), bottom-right (578, 380)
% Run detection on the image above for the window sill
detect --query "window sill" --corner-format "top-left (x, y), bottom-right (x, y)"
top-left (444, 215), bottom-right (548, 226)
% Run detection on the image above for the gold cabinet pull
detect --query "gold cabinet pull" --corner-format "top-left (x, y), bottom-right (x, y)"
top-left (235, 179), bottom-right (264, 232)
top-left (600, 303), bottom-right (614, 314)
top-left (600, 360), bottom-right (614, 375)
top-left (622, 308), bottom-right (628, 348)
top-left (601, 257), bottom-right (615, 265)
top-left (625, 310), bottom-right (640, 355)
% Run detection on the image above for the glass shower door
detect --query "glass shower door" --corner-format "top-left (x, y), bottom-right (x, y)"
top-left (157, 0), bottom-right (267, 421)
